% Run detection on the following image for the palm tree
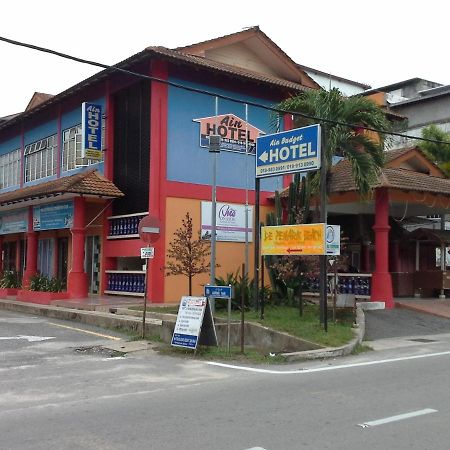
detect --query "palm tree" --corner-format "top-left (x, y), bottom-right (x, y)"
top-left (277, 88), bottom-right (391, 196)
top-left (417, 124), bottom-right (450, 176)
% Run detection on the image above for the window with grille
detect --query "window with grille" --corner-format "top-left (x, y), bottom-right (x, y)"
top-left (24, 135), bottom-right (57, 182)
top-left (62, 118), bottom-right (105, 171)
top-left (0, 149), bottom-right (20, 189)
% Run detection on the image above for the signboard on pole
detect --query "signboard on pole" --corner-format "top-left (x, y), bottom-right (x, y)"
top-left (261, 223), bottom-right (326, 256)
top-left (81, 102), bottom-right (103, 160)
top-left (256, 124), bottom-right (321, 178)
top-left (326, 225), bottom-right (341, 256)
top-left (204, 285), bottom-right (232, 299)
top-left (201, 201), bottom-right (253, 242)
top-left (140, 247), bottom-right (155, 259)
top-left (171, 297), bottom-right (218, 349)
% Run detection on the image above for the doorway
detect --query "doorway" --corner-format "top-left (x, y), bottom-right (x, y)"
top-left (57, 238), bottom-right (68, 288)
top-left (85, 236), bottom-right (101, 294)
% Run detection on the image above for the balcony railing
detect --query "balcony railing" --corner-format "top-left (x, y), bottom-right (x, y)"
top-left (107, 212), bottom-right (147, 239)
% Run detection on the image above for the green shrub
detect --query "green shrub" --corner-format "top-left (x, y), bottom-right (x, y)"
top-left (0, 270), bottom-right (22, 289)
top-left (29, 273), bottom-right (64, 292)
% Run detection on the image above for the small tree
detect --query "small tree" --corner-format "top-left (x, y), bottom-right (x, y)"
top-left (165, 212), bottom-right (211, 296)
top-left (417, 124), bottom-right (450, 176)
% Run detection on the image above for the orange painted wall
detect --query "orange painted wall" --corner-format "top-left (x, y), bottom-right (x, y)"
top-left (163, 197), bottom-right (274, 303)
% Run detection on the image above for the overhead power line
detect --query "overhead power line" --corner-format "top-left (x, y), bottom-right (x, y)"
top-left (1, 35), bottom-right (450, 146)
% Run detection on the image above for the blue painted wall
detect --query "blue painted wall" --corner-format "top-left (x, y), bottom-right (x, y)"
top-left (167, 79), bottom-right (283, 192)
top-left (24, 120), bottom-right (57, 145)
top-left (0, 136), bottom-right (20, 155)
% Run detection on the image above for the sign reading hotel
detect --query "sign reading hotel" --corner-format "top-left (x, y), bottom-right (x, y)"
top-left (201, 201), bottom-right (253, 242)
top-left (256, 124), bottom-right (321, 178)
top-left (193, 113), bottom-right (264, 154)
top-left (33, 201), bottom-right (74, 231)
top-left (81, 102), bottom-right (103, 160)
top-left (0, 209), bottom-right (28, 234)
top-left (261, 223), bottom-right (326, 256)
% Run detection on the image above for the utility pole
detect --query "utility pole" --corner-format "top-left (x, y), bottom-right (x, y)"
top-left (319, 125), bottom-right (328, 331)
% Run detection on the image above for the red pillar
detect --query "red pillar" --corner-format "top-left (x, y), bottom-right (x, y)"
top-left (148, 60), bottom-right (168, 303)
top-left (23, 208), bottom-right (38, 288)
top-left (371, 188), bottom-right (394, 308)
top-left (67, 197), bottom-right (88, 298)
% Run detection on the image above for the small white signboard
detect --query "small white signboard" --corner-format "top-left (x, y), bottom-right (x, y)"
top-left (140, 247), bottom-right (155, 259)
top-left (326, 225), bottom-right (341, 256)
top-left (171, 296), bottom-right (217, 349)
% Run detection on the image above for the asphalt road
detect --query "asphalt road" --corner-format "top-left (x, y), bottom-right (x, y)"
top-left (3, 309), bottom-right (450, 449)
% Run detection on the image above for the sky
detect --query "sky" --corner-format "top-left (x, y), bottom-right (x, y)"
top-left (1, 0), bottom-right (449, 117)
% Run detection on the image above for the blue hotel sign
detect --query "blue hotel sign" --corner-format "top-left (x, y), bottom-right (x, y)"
top-left (33, 201), bottom-right (74, 231)
top-left (256, 124), bottom-right (321, 178)
top-left (81, 102), bottom-right (102, 160)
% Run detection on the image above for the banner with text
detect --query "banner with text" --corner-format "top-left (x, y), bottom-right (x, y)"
top-left (201, 201), bottom-right (253, 242)
top-left (0, 209), bottom-right (28, 234)
top-left (33, 201), bottom-right (74, 231)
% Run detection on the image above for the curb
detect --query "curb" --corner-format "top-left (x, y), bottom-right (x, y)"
top-left (0, 299), bottom-right (365, 361)
top-left (280, 305), bottom-right (365, 361)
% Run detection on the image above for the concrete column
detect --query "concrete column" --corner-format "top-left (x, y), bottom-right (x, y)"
top-left (67, 197), bottom-right (88, 298)
top-left (371, 188), bottom-right (394, 308)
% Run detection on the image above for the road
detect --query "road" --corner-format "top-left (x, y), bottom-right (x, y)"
top-left (2, 309), bottom-right (450, 449)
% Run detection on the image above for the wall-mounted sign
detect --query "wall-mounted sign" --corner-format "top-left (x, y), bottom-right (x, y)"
top-left (81, 102), bottom-right (103, 160)
top-left (140, 247), bottom-right (155, 259)
top-left (261, 223), bottom-right (326, 256)
top-left (193, 113), bottom-right (264, 154)
top-left (0, 209), bottom-right (28, 234)
top-left (33, 201), bottom-right (74, 231)
top-left (326, 225), bottom-right (341, 256)
top-left (256, 124), bottom-right (321, 178)
top-left (201, 201), bottom-right (253, 242)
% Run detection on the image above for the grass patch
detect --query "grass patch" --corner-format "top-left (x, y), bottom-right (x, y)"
top-left (216, 304), bottom-right (354, 348)
top-left (129, 306), bottom-right (179, 314)
top-left (351, 343), bottom-right (373, 354)
top-left (154, 343), bottom-right (288, 364)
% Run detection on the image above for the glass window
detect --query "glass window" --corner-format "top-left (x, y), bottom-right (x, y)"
top-left (38, 238), bottom-right (54, 278)
top-left (0, 149), bottom-right (20, 189)
top-left (24, 135), bottom-right (57, 182)
top-left (62, 118), bottom-right (105, 172)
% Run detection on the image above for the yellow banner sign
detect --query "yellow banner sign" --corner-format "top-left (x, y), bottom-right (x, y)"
top-left (261, 223), bottom-right (325, 256)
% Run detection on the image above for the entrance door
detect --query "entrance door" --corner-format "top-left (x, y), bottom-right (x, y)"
top-left (57, 238), bottom-right (68, 288)
top-left (85, 236), bottom-right (101, 294)
top-left (3, 241), bottom-right (17, 271)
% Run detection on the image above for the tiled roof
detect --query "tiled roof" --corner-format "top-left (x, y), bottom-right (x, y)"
top-left (146, 46), bottom-right (311, 93)
top-left (328, 161), bottom-right (450, 196)
top-left (25, 92), bottom-right (54, 112)
top-left (0, 170), bottom-right (123, 206)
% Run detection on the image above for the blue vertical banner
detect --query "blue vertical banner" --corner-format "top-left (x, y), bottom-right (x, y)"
top-left (81, 102), bottom-right (103, 160)
top-left (33, 201), bottom-right (74, 231)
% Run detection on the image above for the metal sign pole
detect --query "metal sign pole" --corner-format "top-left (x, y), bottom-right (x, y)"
top-left (227, 284), bottom-right (232, 354)
top-left (142, 247), bottom-right (150, 339)
top-left (319, 125), bottom-right (328, 332)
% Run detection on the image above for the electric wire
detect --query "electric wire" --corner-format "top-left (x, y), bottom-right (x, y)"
top-left (1, 35), bottom-right (450, 146)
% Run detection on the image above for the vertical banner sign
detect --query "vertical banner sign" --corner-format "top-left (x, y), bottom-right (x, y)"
top-left (81, 102), bottom-right (102, 160)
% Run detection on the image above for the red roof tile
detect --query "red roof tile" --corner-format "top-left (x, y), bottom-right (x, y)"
top-left (0, 170), bottom-right (123, 206)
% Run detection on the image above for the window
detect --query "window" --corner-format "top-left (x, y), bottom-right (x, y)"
top-left (0, 149), bottom-right (20, 189)
top-left (24, 135), bottom-right (57, 182)
top-left (38, 239), bottom-right (54, 278)
top-left (62, 118), bottom-right (105, 171)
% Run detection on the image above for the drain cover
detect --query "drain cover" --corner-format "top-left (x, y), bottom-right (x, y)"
top-left (409, 338), bottom-right (437, 343)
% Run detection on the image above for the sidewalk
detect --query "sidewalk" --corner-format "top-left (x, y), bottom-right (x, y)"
top-left (395, 298), bottom-right (450, 319)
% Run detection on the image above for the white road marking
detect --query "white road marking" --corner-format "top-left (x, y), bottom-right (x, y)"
top-left (0, 335), bottom-right (55, 342)
top-left (245, 447), bottom-right (267, 450)
top-left (47, 322), bottom-right (121, 340)
top-left (206, 350), bottom-right (450, 374)
top-left (358, 408), bottom-right (437, 428)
